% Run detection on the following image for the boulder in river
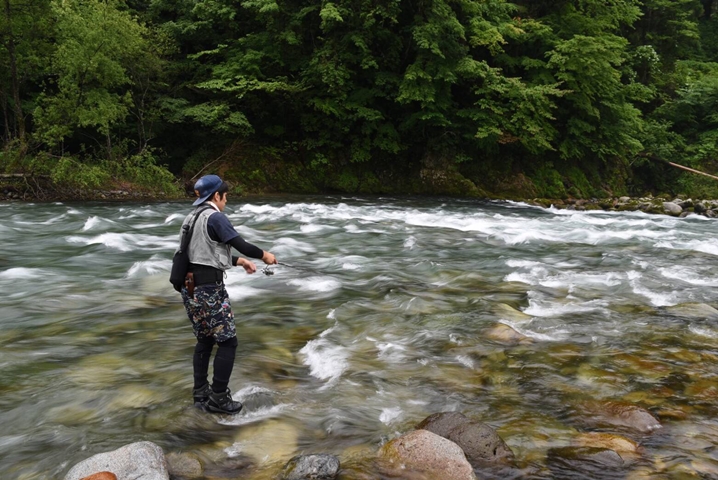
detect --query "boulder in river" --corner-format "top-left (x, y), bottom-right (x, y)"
top-left (662, 202), bottom-right (683, 216)
top-left (64, 441), bottom-right (168, 480)
top-left (281, 454), bottom-right (340, 480)
top-left (416, 412), bottom-right (514, 466)
top-left (379, 429), bottom-right (476, 480)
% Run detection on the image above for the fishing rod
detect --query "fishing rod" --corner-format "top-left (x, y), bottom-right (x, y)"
top-left (261, 261), bottom-right (323, 276)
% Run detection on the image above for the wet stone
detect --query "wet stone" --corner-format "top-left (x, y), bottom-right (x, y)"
top-left (240, 388), bottom-right (277, 412)
top-left (166, 452), bottom-right (202, 479)
top-left (64, 441), bottom-right (168, 480)
top-left (233, 419), bottom-right (299, 464)
top-left (571, 432), bottom-right (641, 460)
top-left (416, 412), bottom-right (514, 466)
top-left (547, 446), bottom-right (624, 479)
top-left (576, 400), bottom-right (662, 434)
top-left (281, 454), bottom-right (340, 480)
top-left (485, 323), bottom-right (530, 345)
top-left (379, 429), bottom-right (476, 480)
top-left (202, 456), bottom-right (254, 479)
top-left (666, 303), bottom-right (718, 321)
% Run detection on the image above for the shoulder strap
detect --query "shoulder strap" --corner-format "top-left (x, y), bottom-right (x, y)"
top-left (179, 206), bottom-right (213, 254)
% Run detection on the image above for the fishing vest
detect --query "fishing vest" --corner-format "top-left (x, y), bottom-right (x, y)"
top-left (182, 207), bottom-right (233, 271)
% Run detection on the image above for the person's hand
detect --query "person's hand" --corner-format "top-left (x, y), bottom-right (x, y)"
top-left (237, 258), bottom-right (257, 274)
top-left (262, 251), bottom-right (277, 265)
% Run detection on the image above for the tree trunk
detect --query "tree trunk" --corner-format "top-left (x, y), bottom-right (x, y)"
top-left (3, 0), bottom-right (25, 144)
top-left (1, 89), bottom-right (10, 144)
top-left (106, 131), bottom-right (112, 160)
top-left (702, 0), bottom-right (713, 18)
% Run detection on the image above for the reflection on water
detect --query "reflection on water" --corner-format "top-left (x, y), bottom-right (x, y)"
top-left (1, 196), bottom-right (717, 478)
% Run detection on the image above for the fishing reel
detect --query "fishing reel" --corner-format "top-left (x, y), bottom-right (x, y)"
top-left (262, 265), bottom-right (275, 276)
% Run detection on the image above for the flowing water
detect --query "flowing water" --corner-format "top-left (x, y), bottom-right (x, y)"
top-left (1, 196), bottom-right (717, 479)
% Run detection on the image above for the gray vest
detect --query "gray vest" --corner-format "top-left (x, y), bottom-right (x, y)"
top-left (180, 208), bottom-right (233, 271)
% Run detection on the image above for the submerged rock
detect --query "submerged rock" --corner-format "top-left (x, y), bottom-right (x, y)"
top-left (233, 419), bottom-right (299, 464)
top-left (485, 323), bottom-right (530, 345)
top-left (64, 441), bottom-right (168, 480)
top-left (576, 400), bottom-right (662, 434)
top-left (571, 432), bottom-right (641, 460)
top-left (547, 446), bottom-right (624, 479)
top-left (379, 429), bottom-right (476, 480)
top-left (281, 454), bottom-right (340, 480)
top-left (492, 303), bottom-right (532, 323)
top-left (416, 412), bottom-right (514, 466)
top-left (666, 303), bottom-right (718, 321)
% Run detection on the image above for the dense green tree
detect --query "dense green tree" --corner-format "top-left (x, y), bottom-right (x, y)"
top-left (34, 0), bottom-right (151, 158)
top-left (3, 0), bottom-right (718, 197)
top-left (0, 0), bottom-right (52, 146)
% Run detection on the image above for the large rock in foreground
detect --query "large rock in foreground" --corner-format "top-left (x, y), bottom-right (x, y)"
top-left (64, 441), bottom-right (169, 480)
top-left (416, 412), bottom-right (514, 466)
top-left (379, 429), bottom-right (476, 480)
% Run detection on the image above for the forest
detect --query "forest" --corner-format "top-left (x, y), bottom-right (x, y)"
top-left (2, 0), bottom-right (718, 199)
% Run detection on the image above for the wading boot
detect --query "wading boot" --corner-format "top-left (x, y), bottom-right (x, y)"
top-left (193, 384), bottom-right (211, 409)
top-left (206, 388), bottom-right (243, 415)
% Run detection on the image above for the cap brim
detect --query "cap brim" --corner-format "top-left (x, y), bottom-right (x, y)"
top-left (192, 194), bottom-right (212, 206)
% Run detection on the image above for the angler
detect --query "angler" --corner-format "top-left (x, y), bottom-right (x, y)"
top-left (176, 174), bottom-right (277, 414)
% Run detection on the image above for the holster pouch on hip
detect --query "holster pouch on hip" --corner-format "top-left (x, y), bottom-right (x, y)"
top-left (185, 272), bottom-right (195, 297)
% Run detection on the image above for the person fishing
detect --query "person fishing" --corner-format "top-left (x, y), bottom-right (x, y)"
top-left (177, 174), bottom-right (277, 414)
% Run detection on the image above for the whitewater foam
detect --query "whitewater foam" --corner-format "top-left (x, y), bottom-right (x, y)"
top-left (126, 258), bottom-right (169, 278)
top-left (689, 324), bottom-right (718, 339)
top-left (3, 267), bottom-right (45, 280)
top-left (299, 331), bottom-right (348, 382)
top-left (287, 277), bottom-right (341, 292)
top-left (379, 407), bottom-right (403, 425)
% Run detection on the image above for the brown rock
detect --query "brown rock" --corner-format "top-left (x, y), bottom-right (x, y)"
top-left (416, 412), bottom-right (468, 438)
top-left (79, 473), bottom-right (117, 480)
top-left (379, 429), bottom-right (476, 480)
top-left (416, 412), bottom-right (514, 466)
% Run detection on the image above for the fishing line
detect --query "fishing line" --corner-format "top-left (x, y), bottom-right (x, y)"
top-left (261, 261), bottom-right (323, 276)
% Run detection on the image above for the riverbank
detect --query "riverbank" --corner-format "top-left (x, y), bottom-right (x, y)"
top-left (3, 179), bottom-right (717, 221)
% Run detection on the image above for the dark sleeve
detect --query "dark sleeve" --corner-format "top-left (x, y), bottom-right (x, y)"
top-left (228, 235), bottom-right (264, 259)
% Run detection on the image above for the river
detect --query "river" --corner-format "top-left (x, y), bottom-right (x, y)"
top-left (0, 196), bottom-right (717, 479)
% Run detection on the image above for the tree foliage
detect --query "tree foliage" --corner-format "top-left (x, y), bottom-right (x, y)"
top-left (2, 0), bottom-right (718, 197)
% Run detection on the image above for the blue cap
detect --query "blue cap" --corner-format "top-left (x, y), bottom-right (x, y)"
top-left (192, 174), bottom-right (223, 205)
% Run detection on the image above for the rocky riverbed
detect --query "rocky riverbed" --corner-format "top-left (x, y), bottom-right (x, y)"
top-left (530, 195), bottom-right (718, 218)
top-left (3, 199), bottom-right (717, 479)
top-left (64, 407), bottom-right (667, 480)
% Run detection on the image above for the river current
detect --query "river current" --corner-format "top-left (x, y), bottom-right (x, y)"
top-left (0, 196), bottom-right (717, 479)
